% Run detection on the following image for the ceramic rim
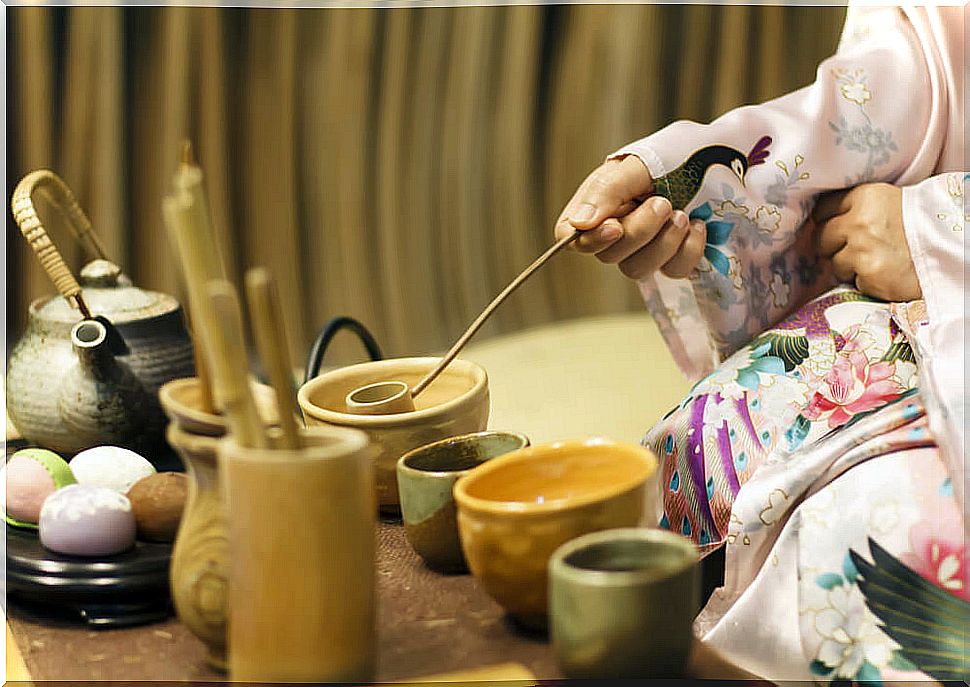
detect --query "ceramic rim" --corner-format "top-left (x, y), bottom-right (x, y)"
top-left (548, 527), bottom-right (698, 587)
top-left (452, 437), bottom-right (658, 515)
top-left (298, 357), bottom-right (488, 428)
top-left (397, 430), bottom-right (530, 478)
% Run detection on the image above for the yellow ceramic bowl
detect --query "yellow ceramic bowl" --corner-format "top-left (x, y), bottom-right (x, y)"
top-left (297, 357), bottom-right (489, 510)
top-left (453, 437), bottom-right (658, 628)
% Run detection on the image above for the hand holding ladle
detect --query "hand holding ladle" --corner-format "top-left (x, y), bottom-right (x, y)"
top-left (344, 229), bottom-right (582, 415)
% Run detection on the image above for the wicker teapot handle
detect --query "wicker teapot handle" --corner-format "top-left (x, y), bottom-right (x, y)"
top-left (11, 170), bottom-right (109, 318)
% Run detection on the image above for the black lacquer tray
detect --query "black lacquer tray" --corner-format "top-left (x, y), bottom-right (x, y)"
top-left (5, 524), bottom-right (174, 627)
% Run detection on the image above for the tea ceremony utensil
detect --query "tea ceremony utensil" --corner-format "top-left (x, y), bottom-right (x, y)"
top-left (198, 280), bottom-right (267, 448)
top-left (245, 267), bottom-right (303, 449)
top-left (549, 527), bottom-right (700, 679)
top-left (221, 427), bottom-right (375, 682)
top-left (7, 169), bottom-right (195, 461)
top-left (396, 431), bottom-right (529, 572)
top-left (344, 229), bottom-right (581, 415)
top-left (161, 142), bottom-right (228, 415)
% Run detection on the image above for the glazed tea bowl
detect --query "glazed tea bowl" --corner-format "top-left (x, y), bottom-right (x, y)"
top-left (548, 528), bottom-right (700, 679)
top-left (297, 357), bottom-right (489, 511)
top-left (397, 431), bottom-right (529, 573)
top-left (453, 437), bottom-right (658, 629)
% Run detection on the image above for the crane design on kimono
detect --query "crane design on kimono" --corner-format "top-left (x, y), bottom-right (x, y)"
top-left (850, 538), bottom-right (969, 683)
top-left (652, 135), bottom-right (773, 211)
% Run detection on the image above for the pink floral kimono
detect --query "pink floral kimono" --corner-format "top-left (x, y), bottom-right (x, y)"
top-left (612, 4), bottom-right (966, 682)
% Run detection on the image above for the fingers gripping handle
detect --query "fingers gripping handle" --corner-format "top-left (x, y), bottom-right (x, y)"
top-left (11, 170), bottom-right (107, 317)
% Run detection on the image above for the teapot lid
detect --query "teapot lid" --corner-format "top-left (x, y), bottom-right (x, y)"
top-left (32, 259), bottom-right (181, 324)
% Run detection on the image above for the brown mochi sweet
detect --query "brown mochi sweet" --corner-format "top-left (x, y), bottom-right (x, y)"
top-left (126, 472), bottom-right (188, 542)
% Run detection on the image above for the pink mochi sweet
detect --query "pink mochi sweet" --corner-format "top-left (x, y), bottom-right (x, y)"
top-left (4, 449), bottom-right (76, 526)
top-left (5, 456), bottom-right (55, 523)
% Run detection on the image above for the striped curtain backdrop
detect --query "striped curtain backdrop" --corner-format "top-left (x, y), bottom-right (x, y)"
top-left (6, 5), bottom-right (846, 367)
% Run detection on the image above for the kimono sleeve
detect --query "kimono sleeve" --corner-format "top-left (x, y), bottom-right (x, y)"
top-left (610, 7), bottom-right (939, 380)
top-left (895, 172), bottom-right (967, 515)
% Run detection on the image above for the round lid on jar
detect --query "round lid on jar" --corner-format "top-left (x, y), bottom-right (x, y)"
top-left (30, 259), bottom-right (181, 324)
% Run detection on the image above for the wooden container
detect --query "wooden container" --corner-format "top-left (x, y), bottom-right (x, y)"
top-left (165, 425), bottom-right (226, 670)
top-left (220, 425), bottom-right (376, 683)
top-left (158, 376), bottom-right (278, 672)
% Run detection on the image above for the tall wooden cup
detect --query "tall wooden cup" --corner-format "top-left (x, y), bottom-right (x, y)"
top-left (220, 425), bottom-right (376, 683)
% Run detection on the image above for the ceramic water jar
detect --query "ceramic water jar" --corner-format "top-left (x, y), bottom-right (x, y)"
top-left (298, 357), bottom-right (489, 512)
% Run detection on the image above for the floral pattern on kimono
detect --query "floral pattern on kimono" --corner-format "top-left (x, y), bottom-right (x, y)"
top-left (647, 286), bottom-right (919, 556)
top-left (690, 389), bottom-right (968, 683)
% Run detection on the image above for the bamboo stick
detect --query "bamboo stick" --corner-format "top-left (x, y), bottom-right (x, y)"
top-left (198, 280), bottom-right (267, 449)
top-left (162, 194), bottom-right (215, 414)
top-left (244, 267), bottom-right (302, 449)
top-left (162, 141), bottom-right (229, 414)
top-left (173, 142), bottom-right (226, 276)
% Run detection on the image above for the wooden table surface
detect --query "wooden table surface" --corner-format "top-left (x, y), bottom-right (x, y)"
top-left (5, 315), bottom-right (751, 683)
top-left (6, 520), bottom-right (760, 683)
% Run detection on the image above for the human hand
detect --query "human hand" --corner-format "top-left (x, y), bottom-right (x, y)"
top-left (813, 182), bottom-right (922, 302)
top-left (554, 155), bottom-right (706, 280)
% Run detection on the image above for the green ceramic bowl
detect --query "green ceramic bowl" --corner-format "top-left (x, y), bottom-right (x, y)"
top-left (396, 431), bottom-right (528, 572)
top-left (549, 527), bottom-right (700, 679)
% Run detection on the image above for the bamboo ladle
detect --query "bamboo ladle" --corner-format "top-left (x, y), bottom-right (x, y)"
top-left (344, 229), bottom-right (581, 415)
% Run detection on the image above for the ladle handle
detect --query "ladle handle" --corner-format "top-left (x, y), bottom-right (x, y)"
top-left (411, 229), bottom-right (581, 398)
top-left (11, 170), bottom-right (109, 318)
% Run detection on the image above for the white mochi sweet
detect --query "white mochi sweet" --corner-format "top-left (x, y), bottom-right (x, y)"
top-left (70, 446), bottom-right (157, 494)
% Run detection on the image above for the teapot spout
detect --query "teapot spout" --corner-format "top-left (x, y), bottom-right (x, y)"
top-left (71, 319), bottom-right (116, 381)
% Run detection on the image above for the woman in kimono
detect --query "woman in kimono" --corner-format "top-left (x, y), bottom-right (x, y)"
top-left (556, 5), bottom-right (965, 682)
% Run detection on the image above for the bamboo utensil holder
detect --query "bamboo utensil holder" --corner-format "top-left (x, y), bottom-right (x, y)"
top-left (221, 425), bottom-right (376, 682)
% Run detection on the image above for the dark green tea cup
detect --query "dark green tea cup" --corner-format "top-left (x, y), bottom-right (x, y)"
top-left (549, 527), bottom-right (700, 678)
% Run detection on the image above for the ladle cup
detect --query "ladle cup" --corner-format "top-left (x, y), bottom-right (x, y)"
top-left (346, 381), bottom-right (415, 415)
top-left (343, 229), bottom-right (581, 415)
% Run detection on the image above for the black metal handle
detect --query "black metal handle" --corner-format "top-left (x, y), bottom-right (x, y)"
top-left (304, 316), bottom-right (384, 384)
